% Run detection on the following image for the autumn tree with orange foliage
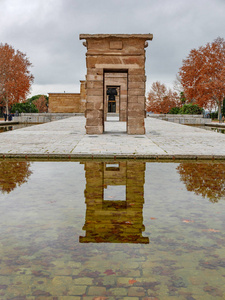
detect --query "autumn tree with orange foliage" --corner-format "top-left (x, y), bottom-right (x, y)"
top-left (0, 43), bottom-right (34, 115)
top-left (146, 81), bottom-right (180, 113)
top-left (33, 95), bottom-right (48, 113)
top-left (179, 37), bottom-right (225, 119)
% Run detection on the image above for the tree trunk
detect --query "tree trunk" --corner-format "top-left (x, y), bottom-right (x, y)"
top-left (218, 100), bottom-right (222, 122)
top-left (5, 99), bottom-right (9, 116)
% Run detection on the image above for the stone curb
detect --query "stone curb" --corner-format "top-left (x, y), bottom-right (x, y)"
top-left (0, 121), bottom-right (19, 126)
top-left (0, 153), bottom-right (225, 161)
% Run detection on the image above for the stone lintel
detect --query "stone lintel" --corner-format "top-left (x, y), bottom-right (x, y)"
top-left (86, 52), bottom-right (144, 56)
top-left (80, 34), bottom-right (153, 41)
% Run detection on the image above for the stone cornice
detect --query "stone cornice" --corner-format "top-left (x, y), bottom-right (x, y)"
top-left (79, 34), bottom-right (153, 40)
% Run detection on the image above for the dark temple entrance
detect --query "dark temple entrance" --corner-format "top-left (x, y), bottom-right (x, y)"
top-left (107, 86), bottom-right (118, 113)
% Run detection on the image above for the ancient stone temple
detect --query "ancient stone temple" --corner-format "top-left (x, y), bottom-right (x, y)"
top-left (80, 34), bottom-right (153, 134)
top-left (79, 161), bottom-right (149, 244)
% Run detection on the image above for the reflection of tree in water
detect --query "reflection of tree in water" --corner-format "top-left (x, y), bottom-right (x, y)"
top-left (0, 161), bottom-right (32, 194)
top-left (177, 163), bottom-right (225, 202)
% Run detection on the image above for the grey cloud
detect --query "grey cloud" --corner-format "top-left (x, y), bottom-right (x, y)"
top-left (0, 0), bottom-right (225, 94)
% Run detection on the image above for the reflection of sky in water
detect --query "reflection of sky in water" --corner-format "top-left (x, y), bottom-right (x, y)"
top-left (0, 161), bottom-right (225, 299)
top-left (104, 185), bottom-right (126, 201)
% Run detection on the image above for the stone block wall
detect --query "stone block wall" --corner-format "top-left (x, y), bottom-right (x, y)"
top-left (48, 81), bottom-right (86, 113)
top-left (48, 93), bottom-right (81, 113)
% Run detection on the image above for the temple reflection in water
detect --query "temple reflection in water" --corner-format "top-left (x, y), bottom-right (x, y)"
top-left (79, 161), bottom-right (149, 244)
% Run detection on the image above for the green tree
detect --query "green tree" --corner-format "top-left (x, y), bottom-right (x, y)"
top-left (222, 98), bottom-right (225, 116)
top-left (168, 107), bottom-right (180, 114)
top-left (11, 102), bottom-right (38, 113)
top-left (180, 92), bottom-right (186, 104)
top-left (27, 94), bottom-right (49, 104)
top-left (179, 103), bottom-right (203, 115)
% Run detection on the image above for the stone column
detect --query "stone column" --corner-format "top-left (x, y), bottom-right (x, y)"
top-left (86, 68), bottom-right (104, 134)
top-left (127, 47), bottom-right (147, 134)
top-left (79, 80), bottom-right (86, 113)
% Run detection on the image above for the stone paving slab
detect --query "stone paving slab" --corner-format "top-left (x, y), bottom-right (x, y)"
top-left (0, 116), bottom-right (225, 159)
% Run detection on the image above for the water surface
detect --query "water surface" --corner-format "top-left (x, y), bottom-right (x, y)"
top-left (190, 125), bottom-right (225, 134)
top-left (0, 124), bottom-right (35, 133)
top-left (0, 160), bottom-right (225, 299)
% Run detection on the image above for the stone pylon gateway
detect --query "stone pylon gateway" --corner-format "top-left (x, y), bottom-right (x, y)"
top-left (80, 34), bottom-right (153, 134)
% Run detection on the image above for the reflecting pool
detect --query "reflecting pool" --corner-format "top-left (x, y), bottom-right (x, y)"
top-left (0, 160), bottom-right (225, 299)
top-left (190, 125), bottom-right (225, 134)
top-left (0, 124), bottom-right (35, 133)
top-left (209, 127), bottom-right (225, 134)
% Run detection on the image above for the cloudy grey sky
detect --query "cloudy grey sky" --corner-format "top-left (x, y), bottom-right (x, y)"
top-left (1, 0), bottom-right (225, 97)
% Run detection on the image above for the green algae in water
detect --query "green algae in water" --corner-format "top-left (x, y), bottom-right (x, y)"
top-left (0, 160), bottom-right (225, 299)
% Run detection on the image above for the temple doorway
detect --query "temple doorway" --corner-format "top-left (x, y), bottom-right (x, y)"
top-left (104, 71), bottom-right (127, 133)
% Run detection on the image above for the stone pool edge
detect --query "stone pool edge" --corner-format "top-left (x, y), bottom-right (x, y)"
top-left (1, 153), bottom-right (225, 161)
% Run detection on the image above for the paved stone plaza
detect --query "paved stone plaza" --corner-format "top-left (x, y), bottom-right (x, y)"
top-left (0, 116), bottom-right (225, 159)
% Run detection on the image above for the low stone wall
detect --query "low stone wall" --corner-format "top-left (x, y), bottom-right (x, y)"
top-left (148, 114), bottom-right (212, 125)
top-left (12, 113), bottom-right (212, 125)
top-left (13, 113), bottom-right (84, 124)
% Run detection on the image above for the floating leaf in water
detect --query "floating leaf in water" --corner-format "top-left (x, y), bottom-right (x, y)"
top-left (182, 219), bottom-right (194, 223)
top-left (129, 279), bottom-right (137, 284)
top-left (104, 269), bottom-right (115, 275)
top-left (202, 228), bottom-right (220, 232)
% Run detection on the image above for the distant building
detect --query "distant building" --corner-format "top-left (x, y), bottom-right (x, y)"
top-left (48, 80), bottom-right (86, 113)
